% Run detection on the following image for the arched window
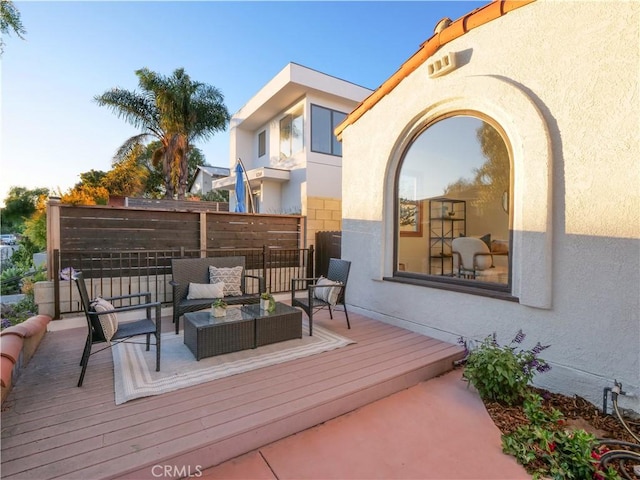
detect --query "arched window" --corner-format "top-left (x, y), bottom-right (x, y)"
top-left (396, 114), bottom-right (511, 288)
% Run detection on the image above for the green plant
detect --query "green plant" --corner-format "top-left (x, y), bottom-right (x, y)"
top-left (461, 330), bottom-right (550, 405)
top-left (260, 291), bottom-right (276, 312)
top-left (212, 299), bottom-right (227, 309)
top-left (502, 393), bottom-right (621, 479)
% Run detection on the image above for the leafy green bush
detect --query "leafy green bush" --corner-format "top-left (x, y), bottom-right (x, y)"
top-left (0, 265), bottom-right (25, 295)
top-left (461, 330), bottom-right (550, 405)
top-left (502, 393), bottom-right (621, 479)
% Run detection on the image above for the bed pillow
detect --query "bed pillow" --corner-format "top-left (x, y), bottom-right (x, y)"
top-left (187, 282), bottom-right (225, 300)
top-left (209, 266), bottom-right (243, 296)
top-left (313, 276), bottom-right (342, 306)
top-left (90, 297), bottom-right (118, 342)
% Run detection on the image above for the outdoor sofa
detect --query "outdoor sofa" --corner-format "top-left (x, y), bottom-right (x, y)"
top-left (170, 256), bottom-right (264, 334)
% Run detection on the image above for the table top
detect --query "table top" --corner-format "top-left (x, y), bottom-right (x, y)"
top-left (242, 302), bottom-right (300, 318)
top-left (184, 307), bottom-right (253, 328)
top-left (184, 302), bottom-right (300, 329)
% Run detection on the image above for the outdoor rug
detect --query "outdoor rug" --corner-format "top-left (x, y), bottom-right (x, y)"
top-left (112, 324), bottom-right (354, 405)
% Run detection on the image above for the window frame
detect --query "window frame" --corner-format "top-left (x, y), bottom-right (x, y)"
top-left (392, 111), bottom-right (514, 295)
top-left (310, 104), bottom-right (347, 157)
top-left (279, 108), bottom-right (304, 159)
top-left (258, 130), bottom-right (266, 158)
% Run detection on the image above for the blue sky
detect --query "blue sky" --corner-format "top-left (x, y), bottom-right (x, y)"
top-left (1, 1), bottom-right (485, 206)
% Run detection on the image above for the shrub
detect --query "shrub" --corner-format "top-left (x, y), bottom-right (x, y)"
top-left (461, 330), bottom-right (551, 405)
top-left (502, 393), bottom-right (621, 479)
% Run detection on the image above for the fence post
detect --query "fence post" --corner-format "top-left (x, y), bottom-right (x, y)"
top-left (53, 249), bottom-right (61, 320)
top-left (46, 196), bottom-right (62, 281)
top-left (262, 245), bottom-right (268, 292)
top-left (200, 212), bottom-right (207, 257)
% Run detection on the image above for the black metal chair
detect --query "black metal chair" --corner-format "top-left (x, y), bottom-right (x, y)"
top-left (291, 258), bottom-right (351, 336)
top-left (73, 271), bottom-right (161, 387)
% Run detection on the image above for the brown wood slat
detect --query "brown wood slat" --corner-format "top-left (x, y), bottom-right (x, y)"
top-left (1, 310), bottom-right (464, 480)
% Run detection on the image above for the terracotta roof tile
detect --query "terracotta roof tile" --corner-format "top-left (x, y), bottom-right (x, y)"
top-left (335, 0), bottom-right (536, 139)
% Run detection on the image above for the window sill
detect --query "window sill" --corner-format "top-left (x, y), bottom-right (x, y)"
top-left (384, 274), bottom-right (519, 302)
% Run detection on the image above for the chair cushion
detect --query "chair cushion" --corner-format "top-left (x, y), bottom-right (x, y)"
top-left (90, 297), bottom-right (118, 342)
top-left (187, 282), bottom-right (225, 300)
top-left (313, 276), bottom-right (342, 306)
top-left (209, 266), bottom-right (243, 296)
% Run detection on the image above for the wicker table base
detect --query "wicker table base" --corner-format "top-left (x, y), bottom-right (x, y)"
top-left (184, 303), bottom-right (302, 360)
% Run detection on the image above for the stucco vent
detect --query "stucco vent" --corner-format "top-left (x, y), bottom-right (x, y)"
top-left (427, 51), bottom-right (457, 78)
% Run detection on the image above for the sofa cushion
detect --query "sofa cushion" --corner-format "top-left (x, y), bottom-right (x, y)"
top-left (187, 282), bottom-right (225, 300)
top-left (209, 266), bottom-right (243, 296)
top-left (313, 276), bottom-right (342, 306)
top-left (90, 297), bottom-right (118, 342)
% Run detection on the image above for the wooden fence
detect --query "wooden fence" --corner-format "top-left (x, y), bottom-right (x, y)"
top-left (45, 199), bottom-right (308, 317)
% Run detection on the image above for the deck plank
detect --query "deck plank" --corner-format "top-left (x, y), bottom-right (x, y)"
top-left (1, 309), bottom-right (464, 480)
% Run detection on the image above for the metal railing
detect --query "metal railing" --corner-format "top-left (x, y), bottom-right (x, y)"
top-left (53, 246), bottom-right (314, 317)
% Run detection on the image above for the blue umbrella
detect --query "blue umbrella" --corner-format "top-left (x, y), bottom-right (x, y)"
top-left (234, 162), bottom-right (246, 213)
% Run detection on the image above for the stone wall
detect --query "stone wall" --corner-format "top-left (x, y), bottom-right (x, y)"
top-left (303, 196), bottom-right (342, 248)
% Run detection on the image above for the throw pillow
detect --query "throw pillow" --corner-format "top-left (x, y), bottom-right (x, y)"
top-left (479, 233), bottom-right (492, 250)
top-left (187, 282), bottom-right (225, 300)
top-left (313, 276), bottom-right (342, 306)
top-left (491, 239), bottom-right (509, 254)
top-left (90, 297), bottom-right (118, 342)
top-left (209, 266), bottom-right (243, 297)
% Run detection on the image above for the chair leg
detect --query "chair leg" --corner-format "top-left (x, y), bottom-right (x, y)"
top-left (155, 331), bottom-right (161, 372)
top-left (175, 316), bottom-right (180, 335)
top-left (343, 303), bottom-right (351, 329)
top-left (78, 349), bottom-right (90, 387)
top-left (146, 333), bottom-right (150, 351)
top-left (328, 305), bottom-right (334, 319)
top-left (308, 308), bottom-right (313, 336)
top-left (79, 336), bottom-right (91, 366)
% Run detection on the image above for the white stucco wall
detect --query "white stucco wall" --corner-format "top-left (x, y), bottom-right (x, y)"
top-left (340, 0), bottom-right (640, 410)
top-left (229, 63), bottom-right (372, 214)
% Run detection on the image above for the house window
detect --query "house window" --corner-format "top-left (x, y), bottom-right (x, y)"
top-left (396, 114), bottom-right (512, 289)
top-left (279, 108), bottom-right (303, 159)
top-left (311, 104), bottom-right (347, 156)
top-left (258, 130), bottom-right (266, 157)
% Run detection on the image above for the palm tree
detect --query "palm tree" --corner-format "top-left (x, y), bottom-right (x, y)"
top-left (95, 68), bottom-right (230, 199)
top-left (1, 0), bottom-right (26, 55)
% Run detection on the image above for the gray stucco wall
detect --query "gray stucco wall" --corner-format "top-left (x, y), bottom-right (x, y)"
top-left (339, 0), bottom-right (640, 410)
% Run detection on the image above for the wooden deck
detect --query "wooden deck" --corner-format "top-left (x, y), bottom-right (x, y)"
top-left (1, 309), bottom-right (465, 480)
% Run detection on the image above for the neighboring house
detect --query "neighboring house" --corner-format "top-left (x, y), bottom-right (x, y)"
top-left (189, 165), bottom-right (230, 196)
top-left (212, 62), bottom-right (372, 247)
top-left (336, 0), bottom-right (639, 411)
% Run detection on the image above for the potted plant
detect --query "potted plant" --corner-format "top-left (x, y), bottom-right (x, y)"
top-left (260, 291), bottom-right (276, 313)
top-left (211, 299), bottom-right (227, 318)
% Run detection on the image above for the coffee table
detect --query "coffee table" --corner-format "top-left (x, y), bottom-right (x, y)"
top-left (183, 302), bottom-right (303, 360)
top-left (242, 302), bottom-right (303, 347)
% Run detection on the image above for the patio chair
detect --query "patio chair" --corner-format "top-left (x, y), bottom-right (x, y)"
top-left (73, 271), bottom-right (161, 387)
top-left (291, 258), bottom-right (351, 336)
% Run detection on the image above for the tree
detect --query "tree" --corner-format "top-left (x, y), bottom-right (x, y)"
top-left (76, 169), bottom-right (108, 189)
top-left (0, 0), bottom-right (26, 55)
top-left (101, 146), bottom-right (149, 197)
top-left (1, 186), bottom-right (49, 233)
top-left (95, 68), bottom-right (230, 200)
top-left (60, 185), bottom-right (109, 206)
top-left (130, 140), bottom-right (207, 198)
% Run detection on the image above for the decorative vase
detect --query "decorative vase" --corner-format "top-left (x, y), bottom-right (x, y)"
top-left (260, 298), bottom-right (269, 311)
top-left (212, 306), bottom-right (226, 318)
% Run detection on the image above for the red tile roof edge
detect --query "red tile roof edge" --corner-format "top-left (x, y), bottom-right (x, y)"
top-left (334, 0), bottom-right (536, 140)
